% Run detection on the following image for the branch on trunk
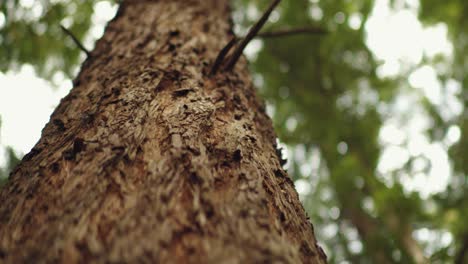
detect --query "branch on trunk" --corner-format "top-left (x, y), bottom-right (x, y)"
top-left (209, 26), bottom-right (325, 76)
top-left (60, 25), bottom-right (91, 57)
top-left (209, 37), bottom-right (238, 75)
top-left (223, 0), bottom-right (281, 71)
top-left (257, 27), bottom-right (327, 38)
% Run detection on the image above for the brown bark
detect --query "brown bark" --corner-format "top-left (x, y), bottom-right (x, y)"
top-left (0, 1), bottom-right (327, 263)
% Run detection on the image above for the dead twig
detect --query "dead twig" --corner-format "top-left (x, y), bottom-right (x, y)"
top-left (223, 0), bottom-right (281, 71)
top-left (209, 0), bottom-right (325, 75)
top-left (209, 37), bottom-right (238, 75)
top-left (257, 27), bottom-right (327, 38)
top-left (60, 24), bottom-right (91, 57)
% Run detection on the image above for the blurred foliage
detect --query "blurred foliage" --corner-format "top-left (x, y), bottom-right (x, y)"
top-left (0, 0), bottom-right (104, 79)
top-left (236, 0), bottom-right (466, 263)
top-left (418, 0), bottom-right (468, 263)
top-left (0, 0), bottom-right (466, 263)
top-left (0, 115), bottom-right (20, 186)
top-left (419, 0), bottom-right (467, 175)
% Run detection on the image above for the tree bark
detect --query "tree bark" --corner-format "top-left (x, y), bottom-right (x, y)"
top-left (0, 1), bottom-right (327, 263)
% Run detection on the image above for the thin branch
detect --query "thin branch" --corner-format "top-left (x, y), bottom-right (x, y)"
top-left (257, 27), bottom-right (327, 38)
top-left (60, 25), bottom-right (91, 57)
top-left (209, 37), bottom-right (238, 75)
top-left (223, 0), bottom-right (281, 71)
top-left (209, 26), bottom-right (325, 76)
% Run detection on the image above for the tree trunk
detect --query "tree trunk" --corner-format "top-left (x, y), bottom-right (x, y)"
top-left (0, 1), bottom-right (327, 263)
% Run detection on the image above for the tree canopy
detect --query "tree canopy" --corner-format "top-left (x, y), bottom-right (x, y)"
top-left (0, 0), bottom-right (466, 263)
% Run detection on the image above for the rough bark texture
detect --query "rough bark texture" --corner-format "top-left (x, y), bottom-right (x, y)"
top-left (0, 1), bottom-right (327, 263)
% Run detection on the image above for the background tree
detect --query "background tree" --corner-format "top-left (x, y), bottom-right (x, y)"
top-left (0, 0), bottom-right (466, 263)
